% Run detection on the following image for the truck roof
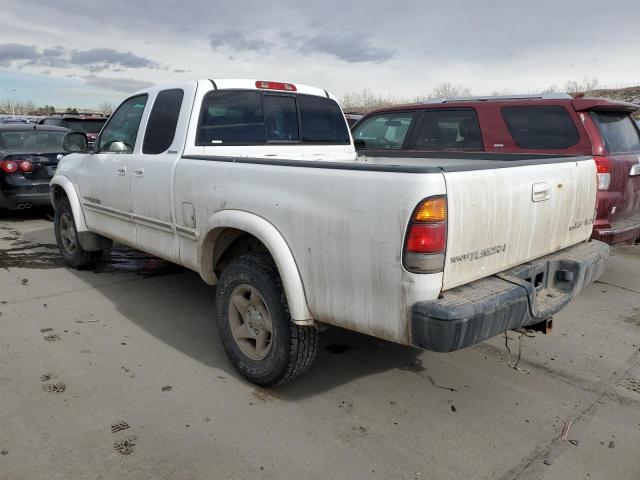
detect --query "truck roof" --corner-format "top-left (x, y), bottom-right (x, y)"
top-left (132, 79), bottom-right (337, 101)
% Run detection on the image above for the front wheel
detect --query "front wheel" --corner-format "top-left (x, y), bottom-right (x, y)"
top-left (54, 198), bottom-right (102, 269)
top-left (215, 255), bottom-right (318, 386)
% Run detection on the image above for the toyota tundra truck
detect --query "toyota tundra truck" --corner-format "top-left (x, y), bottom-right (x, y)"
top-left (50, 79), bottom-right (609, 386)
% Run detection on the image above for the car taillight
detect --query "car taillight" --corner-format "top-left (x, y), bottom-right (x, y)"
top-left (406, 223), bottom-right (447, 253)
top-left (255, 80), bottom-right (297, 92)
top-left (404, 196), bottom-right (447, 273)
top-left (594, 157), bottom-right (611, 191)
top-left (19, 160), bottom-right (33, 173)
top-left (0, 160), bottom-right (19, 173)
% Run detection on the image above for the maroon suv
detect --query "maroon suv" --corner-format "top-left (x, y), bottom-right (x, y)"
top-left (352, 94), bottom-right (640, 245)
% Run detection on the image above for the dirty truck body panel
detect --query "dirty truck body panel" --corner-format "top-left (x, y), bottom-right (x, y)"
top-left (52, 79), bottom-right (608, 354)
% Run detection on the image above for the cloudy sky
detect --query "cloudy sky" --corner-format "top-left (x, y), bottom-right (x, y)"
top-left (1, 0), bottom-right (639, 108)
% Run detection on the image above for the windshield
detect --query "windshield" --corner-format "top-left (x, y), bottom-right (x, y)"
top-left (591, 111), bottom-right (640, 154)
top-left (0, 130), bottom-right (67, 153)
top-left (60, 119), bottom-right (106, 134)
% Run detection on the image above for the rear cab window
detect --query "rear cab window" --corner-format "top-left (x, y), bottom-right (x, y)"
top-left (590, 111), bottom-right (640, 154)
top-left (501, 106), bottom-right (579, 149)
top-left (196, 91), bottom-right (349, 146)
top-left (412, 109), bottom-right (483, 150)
top-left (352, 111), bottom-right (416, 149)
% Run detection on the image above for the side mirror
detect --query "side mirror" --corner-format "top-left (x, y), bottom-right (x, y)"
top-left (108, 141), bottom-right (129, 152)
top-left (354, 139), bottom-right (366, 149)
top-left (62, 132), bottom-right (89, 153)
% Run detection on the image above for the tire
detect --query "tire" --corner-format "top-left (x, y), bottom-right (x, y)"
top-left (215, 254), bottom-right (318, 386)
top-left (54, 197), bottom-right (102, 269)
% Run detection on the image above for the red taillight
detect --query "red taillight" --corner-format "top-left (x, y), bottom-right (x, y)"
top-left (19, 160), bottom-right (33, 173)
top-left (255, 81), bottom-right (297, 92)
top-left (594, 156), bottom-right (610, 174)
top-left (405, 196), bottom-right (447, 255)
top-left (406, 223), bottom-right (447, 253)
top-left (594, 156), bottom-right (611, 191)
top-left (0, 160), bottom-right (19, 173)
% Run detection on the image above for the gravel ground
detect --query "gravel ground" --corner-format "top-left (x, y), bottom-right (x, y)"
top-left (1, 211), bottom-right (639, 480)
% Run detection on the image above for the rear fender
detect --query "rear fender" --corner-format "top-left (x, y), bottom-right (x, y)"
top-left (199, 210), bottom-right (313, 323)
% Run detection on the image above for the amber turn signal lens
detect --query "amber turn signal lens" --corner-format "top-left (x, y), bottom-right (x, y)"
top-left (414, 197), bottom-right (446, 222)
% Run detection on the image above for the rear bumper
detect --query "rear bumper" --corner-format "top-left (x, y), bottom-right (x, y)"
top-left (592, 216), bottom-right (640, 245)
top-left (410, 241), bottom-right (609, 352)
top-left (0, 180), bottom-right (52, 209)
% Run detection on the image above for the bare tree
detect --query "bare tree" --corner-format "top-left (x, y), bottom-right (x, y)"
top-left (565, 76), bottom-right (600, 95)
top-left (423, 82), bottom-right (472, 100)
top-left (98, 101), bottom-right (115, 115)
top-left (340, 89), bottom-right (410, 112)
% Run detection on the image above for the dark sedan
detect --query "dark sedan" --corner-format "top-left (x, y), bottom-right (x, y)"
top-left (0, 124), bottom-right (70, 210)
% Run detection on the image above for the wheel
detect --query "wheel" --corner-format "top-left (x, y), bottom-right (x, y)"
top-left (54, 197), bottom-right (102, 269)
top-left (215, 254), bottom-right (318, 386)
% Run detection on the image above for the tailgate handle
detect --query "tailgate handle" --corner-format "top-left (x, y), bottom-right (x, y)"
top-left (532, 182), bottom-right (551, 202)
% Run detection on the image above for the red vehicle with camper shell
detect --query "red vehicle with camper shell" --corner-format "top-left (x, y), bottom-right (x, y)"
top-left (352, 93), bottom-right (640, 245)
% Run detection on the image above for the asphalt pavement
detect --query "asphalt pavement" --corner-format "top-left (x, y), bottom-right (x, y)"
top-left (1, 211), bottom-right (639, 480)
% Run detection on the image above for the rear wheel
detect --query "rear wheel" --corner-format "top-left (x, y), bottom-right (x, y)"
top-left (215, 254), bottom-right (318, 386)
top-left (54, 197), bottom-right (102, 269)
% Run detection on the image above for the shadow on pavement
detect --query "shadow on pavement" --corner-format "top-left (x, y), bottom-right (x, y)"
top-left (4, 223), bottom-right (422, 399)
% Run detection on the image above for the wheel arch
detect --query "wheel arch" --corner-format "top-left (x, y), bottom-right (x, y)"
top-left (199, 210), bottom-right (313, 323)
top-left (49, 176), bottom-right (88, 232)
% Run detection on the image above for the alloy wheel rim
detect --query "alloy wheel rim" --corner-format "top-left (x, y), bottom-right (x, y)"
top-left (228, 284), bottom-right (273, 361)
top-left (59, 213), bottom-right (77, 254)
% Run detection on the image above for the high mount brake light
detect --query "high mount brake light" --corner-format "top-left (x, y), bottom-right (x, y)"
top-left (594, 157), bottom-right (611, 191)
top-left (255, 81), bottom-right (297, 92)
top-left (0, 160), bottom-right (19, 173)
top-left (404, 197), bottom-right (448, 273)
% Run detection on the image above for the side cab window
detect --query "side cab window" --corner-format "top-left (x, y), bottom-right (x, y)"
top-left (97, 94), bottom-right (148, 153)
top-left (352, 111), bottom-right (416, 149)
top-left (143, 89), bottom-right (184, 154)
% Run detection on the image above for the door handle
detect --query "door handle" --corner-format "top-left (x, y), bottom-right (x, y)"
top-left (133, 167), bottom-right (144, 178)
top-left (532, 182), bottom-right (551, 202)
top-left (116, 164), bottom-right (127, 175)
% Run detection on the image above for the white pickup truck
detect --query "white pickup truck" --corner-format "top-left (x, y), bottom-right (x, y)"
top-left (51, 79), bottom-right (609, 386)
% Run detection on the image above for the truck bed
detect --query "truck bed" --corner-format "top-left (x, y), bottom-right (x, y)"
top-left (355, 150), bottom-right (588, 172)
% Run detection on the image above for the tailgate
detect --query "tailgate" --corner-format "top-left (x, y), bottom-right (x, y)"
top-left (609, 152), bottom-right (640, 224)
top-left (442, 158), bottom-right (597, 290)
top-left (588, 110), bottom-right (640, 226)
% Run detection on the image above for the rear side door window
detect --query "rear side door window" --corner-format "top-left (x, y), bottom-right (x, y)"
top-left (590, 111), bottom-right (640, 154)
top-left (143, 89), bottom-right (184, 154)
top-left (412, 109), bottom-right (483, 150)
top-left (97, 95), bottom-right (148, 153)
top-left (352, 112), bottom-right (416, 149)
top-left (501, 106), bottom-right (579, 149)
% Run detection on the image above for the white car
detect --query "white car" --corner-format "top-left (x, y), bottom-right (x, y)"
top-left (50, 79), bottom-right (608, 386)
